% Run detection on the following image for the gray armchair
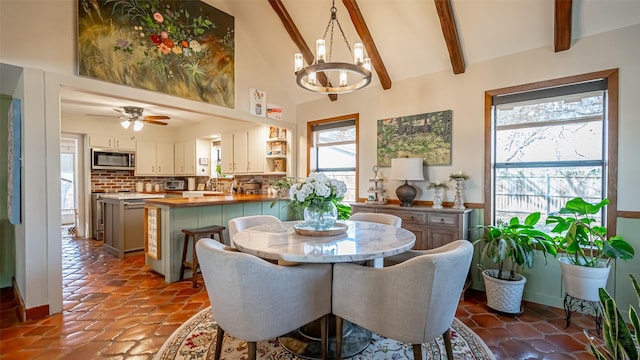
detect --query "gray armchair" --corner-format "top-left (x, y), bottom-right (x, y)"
top-left (332, 240), bottom-right (473, 360)
top-left (228, 215), bottom-right (281, 247)
top-left (350, 212), bottom-right (402, 227)
top-left (196, 238), bottom-right (332, 360)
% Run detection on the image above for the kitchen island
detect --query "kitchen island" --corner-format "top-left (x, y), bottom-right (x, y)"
top-left (143, 194), bottom-right (293, 283)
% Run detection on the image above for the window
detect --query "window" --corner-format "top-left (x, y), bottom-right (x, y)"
top-left (308, 115), bottom-right (358, 202)
top-left (485, 70), bottom-right (619, 233)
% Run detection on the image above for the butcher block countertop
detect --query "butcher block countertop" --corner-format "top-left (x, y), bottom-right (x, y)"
top-left (144, 194), bottom-right (281, 207)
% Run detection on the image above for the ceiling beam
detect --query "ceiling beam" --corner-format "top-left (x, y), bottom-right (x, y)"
top-left (554, 0), bottom-right (572, 52)
top-left (342, 0), bottom-right (392, 90)
top-left (268, 0), bottom-right (337, 101)
top-left (434, 0), bottom-right (465, 74)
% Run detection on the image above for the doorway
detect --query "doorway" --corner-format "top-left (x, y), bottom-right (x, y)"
top-left (60, 133), bottom-right (87, 238)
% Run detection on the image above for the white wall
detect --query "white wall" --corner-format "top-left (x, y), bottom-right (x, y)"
top-left (296, 24), bottom-right (640, 211)
top-left (0, 0), bottom-right (298, 314)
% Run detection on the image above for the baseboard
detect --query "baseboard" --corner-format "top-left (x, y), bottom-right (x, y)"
top-left (12, 277), bottom-right (49, 321)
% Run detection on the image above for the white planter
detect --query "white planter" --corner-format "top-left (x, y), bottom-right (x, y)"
top-left (482, 269), bottom-right (526, 314)
top-left (558, 257), bottom-right (611, 302)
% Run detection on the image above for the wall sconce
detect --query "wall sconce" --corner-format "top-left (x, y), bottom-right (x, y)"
top-left (390, 157), bottom-right (424, 207)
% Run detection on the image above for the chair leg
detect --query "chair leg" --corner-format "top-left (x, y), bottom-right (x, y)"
top-left (191, 236), bottom-right (199, 288)
top-left (214, 326), bottom-right (225, 360)
top-left (320, 315), bottom-right (328, 360)
top-left (179, 233), bottom-right (189, 281)
top-left (442, 329), bottom-right (454, 360)
top-left (335, 316), bottom-right (344, 360)
top-left (412, 343), bottom-right (422, 360)
top-left (248, 341), bottom-right (257, 360)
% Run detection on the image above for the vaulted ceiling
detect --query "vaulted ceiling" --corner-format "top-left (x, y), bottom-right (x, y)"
top-left (59, 0), bottom-right (640, 125)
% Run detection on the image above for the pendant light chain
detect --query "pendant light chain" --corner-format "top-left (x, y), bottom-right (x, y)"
top-left (321, 0), bottom-right (352, 62)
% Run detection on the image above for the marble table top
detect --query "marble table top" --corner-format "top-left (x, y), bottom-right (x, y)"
top-left (232, 220), bottom-right (416, 263)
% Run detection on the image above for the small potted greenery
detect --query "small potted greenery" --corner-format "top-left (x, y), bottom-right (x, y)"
top-left (475, 212), bottom-right (557, 314)
top-left (546, 197), bottom-right (635, 301)
top-left (587, 274), bottom-right (639, 360)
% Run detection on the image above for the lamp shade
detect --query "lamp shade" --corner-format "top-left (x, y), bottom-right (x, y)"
top-left (390, 158), bottom-right (424, 181)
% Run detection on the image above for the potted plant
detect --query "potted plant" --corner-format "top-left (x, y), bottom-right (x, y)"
top-left (546, 197), bottom-right (635, 301)
top-left (587, 274), bottom-right (639, 360)
top-left (475, 212), bottom-right (557, 314)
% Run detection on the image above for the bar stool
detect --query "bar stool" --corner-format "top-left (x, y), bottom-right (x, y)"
top-left (179, 225), bottom-right (226, 288)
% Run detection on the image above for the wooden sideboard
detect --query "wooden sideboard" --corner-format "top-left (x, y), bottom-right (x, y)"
top-left (350, 203), bottom-right (472, 250)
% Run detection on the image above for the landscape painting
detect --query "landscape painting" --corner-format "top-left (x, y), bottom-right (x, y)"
top-left (377, 110), bottom-right (452, 166)
top-left (78, 0), bottom-right (235, 108)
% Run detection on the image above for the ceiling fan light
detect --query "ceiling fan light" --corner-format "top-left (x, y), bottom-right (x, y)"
top-left (121, 120), bottom-right (131, 129)
top-left (133, 121), bottom-right (144, 131)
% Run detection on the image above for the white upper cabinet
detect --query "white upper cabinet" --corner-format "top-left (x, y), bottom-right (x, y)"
top-left (89, 135), bottom-right (136, 150)
top-left (220, 126), bottom-right (266, 174)
top-left (175, 139), bottom-right (210, 176)
top-left (136, 142), bottom-right (174, 176)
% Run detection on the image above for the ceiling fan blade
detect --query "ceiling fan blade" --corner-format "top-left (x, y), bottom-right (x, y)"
top-left (87, 114), bottom-right (120, 118)
top-left (145, 115), bottom-right (170, 120)
top-left (144, 119), bottom-right (168, 126)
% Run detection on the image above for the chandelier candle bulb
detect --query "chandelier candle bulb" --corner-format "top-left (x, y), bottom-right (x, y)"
top-left (354, 42), bottom-right (364, 64)
top-left (316, 39), bottom-right (326, 62)
top-left (294, 53), bottom-right (303, 72)
top-left (339, 70), bottom-right (348, 87)
top-left (308, 72), bottom-right (317, 85)
top-left (363, 58), bottom-right (372, 71)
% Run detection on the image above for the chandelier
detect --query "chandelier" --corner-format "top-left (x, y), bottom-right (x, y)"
top-left (294, 0), bottom-right (371, 94)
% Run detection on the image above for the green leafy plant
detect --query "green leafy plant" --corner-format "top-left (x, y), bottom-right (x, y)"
top-left (546, 197), bottom-right (635, 267)
top-left (588, 274), bottom-right (639, 360)
top-left (475, 212), bottom-right (557, 281)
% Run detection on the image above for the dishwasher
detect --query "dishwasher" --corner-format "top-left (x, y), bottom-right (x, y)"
top-left (122, 200), bottom-right (146, 254)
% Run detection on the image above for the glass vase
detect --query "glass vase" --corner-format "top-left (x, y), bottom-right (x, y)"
top-left (303, 200), bottom-right (337, 230)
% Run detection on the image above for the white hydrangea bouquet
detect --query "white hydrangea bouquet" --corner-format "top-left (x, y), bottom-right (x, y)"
top-left (289, 173), bottom-right (351, 220)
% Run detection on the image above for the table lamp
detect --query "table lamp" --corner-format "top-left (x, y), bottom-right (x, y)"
top-left (390, 157), bottom-right (424, 207)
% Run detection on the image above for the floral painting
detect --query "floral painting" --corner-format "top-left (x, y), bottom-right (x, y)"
top-left (249, 88), bottom-right (266, 116)
top-left (78, 0), bottom-right (234, 108)
top-left (377, 110), bottom-right (452, 166)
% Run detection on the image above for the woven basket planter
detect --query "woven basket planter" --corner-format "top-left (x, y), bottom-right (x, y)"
top-left (482, 269), bottom-right (526, 314)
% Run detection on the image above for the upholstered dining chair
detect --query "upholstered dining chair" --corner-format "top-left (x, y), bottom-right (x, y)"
top-left (332, 240), bottom-right (474, 360)
top-left (349, 212), bottom-right (402, 267)
top-left (196, 238), bottom-right (332, 360)
top-left (349, 212), bottom-right (402, 227)
top-left (228, 214), bottom-right (281, 247)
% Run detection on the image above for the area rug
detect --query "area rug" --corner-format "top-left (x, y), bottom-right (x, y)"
top-left (154, 307), bottom-right (495, 360)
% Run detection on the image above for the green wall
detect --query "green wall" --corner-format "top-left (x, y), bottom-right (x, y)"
top-left (0, 94), bottom-right (16, 288)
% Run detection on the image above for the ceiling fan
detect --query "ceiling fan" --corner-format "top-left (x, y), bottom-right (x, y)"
top-left (89, 106), bottom-right (170, 131)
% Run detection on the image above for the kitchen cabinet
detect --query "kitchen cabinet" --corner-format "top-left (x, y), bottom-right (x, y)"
top-left (220, 127), bottom-right (265, 174)
top-left (175, 139), bottom-right (210, 176)
top-left (89, 135), bottom-right (136, 150)
top-left (136, 142), bottom-right (174, 175)
top-left (350, 203), bottom-right (471, 250)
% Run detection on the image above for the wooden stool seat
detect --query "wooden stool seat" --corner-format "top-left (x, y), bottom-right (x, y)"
top-left (179, 225), bottom-right (225, 288)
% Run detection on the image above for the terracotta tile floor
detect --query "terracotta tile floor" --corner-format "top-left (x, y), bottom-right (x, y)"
top-left (1, 235), bottom-right (599, 359)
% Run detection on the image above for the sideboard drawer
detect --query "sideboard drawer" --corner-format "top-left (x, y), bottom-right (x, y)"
top-left (427, 212), bottom-right (458, 228)
top-left (380, 209), bottom-right (427, 225)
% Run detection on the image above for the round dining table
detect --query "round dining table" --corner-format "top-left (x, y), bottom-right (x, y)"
top-left (232, 220), bottom-right (416, 359)
top-left (231, 220), bottom-right (416, 263)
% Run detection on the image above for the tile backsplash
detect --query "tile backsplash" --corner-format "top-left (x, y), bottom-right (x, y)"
top-left (91, 170), bottom-right (286, 194)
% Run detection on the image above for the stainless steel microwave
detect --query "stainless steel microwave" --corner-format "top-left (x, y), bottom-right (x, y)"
top-left (91, 149), bottom-right (135, 170)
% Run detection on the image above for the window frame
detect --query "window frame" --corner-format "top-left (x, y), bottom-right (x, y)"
top-left (484, 69), bottom-right (619, 235)
top-left (307, 113), bottom-right (359, 201)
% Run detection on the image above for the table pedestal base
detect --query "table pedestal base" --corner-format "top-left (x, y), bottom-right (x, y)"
top-left (279, 318), bottom-right (371, 359)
